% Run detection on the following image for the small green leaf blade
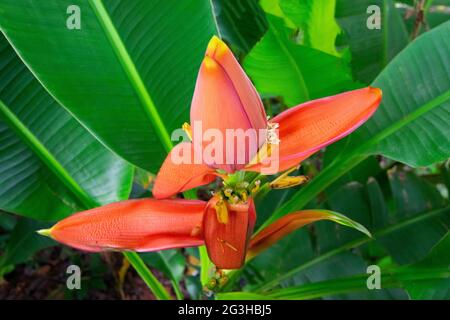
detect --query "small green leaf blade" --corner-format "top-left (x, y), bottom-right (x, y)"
top-left (280, 0), bottom-right (341, 56)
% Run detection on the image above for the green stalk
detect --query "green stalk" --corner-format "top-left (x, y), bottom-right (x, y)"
top-left (199, 246), bottom-right (214, 286)
top-left (171, 279), bottom-right (184, 300)
top-left (181, 187), bottom-right (210, 287)
top-left (123, 252), bottom-right (172, 300)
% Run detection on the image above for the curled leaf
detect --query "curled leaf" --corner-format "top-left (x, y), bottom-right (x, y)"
top-left (247, 210), bottom-right (371, 260)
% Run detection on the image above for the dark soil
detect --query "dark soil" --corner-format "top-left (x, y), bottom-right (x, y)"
top-left (0, 247), bottom-right (177, 300)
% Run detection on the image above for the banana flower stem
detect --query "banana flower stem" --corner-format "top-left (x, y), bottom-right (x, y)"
top-left (123, 251), bottom-right (172, 300)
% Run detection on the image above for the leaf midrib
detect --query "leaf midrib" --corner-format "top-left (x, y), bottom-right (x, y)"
top-left (208, 0), bottom-right (222, 38)
top-left (364, 89), bottom-right (450, 151)
top-left (88, 0), bottom-right (173, 153)
top-left (267, 268), bottom-right (450, 299)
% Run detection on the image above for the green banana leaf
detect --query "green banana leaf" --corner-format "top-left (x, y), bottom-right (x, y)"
top-left (336, 0), bottom-right (409, 83)
top-left (246, 171), bottom-right (448, 297)
top-left (0, 218), bottom-right (53, 278)
top-left (219, 267), bottom-right (449, 300)
top-left (0, 0), bottom-right (218, 172)
top-left (0, 34), bottom-right (133, 220)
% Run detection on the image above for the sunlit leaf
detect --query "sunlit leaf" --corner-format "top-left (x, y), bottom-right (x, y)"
top-left (280, 0), bottom-right (341, 56)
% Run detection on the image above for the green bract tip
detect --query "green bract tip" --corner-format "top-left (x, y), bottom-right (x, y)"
top-left (37, 228), bottom-right (52, 237)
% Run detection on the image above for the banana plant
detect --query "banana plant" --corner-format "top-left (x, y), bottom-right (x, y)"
top-left (0, 0), bottom-right (448, 300)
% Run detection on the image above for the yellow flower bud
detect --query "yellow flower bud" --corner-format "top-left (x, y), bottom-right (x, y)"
top-left (270, 175), bottom-right (309, 189)
top-left (214, 199), bottom-right (229, 224)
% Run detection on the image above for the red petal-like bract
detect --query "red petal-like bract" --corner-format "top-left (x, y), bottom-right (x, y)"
top-left (203, 196), bottom-right (256, 269)
top-left (153, 142), bottom-right (217, 199)
top-left (190, 36), bottom-right (267, 172)
top-left (49, 199), bottom-right (206, 252)
top-left (247, 211), bottom-right (337, 260)
top-left (248, 87), bottom-right (382, 174)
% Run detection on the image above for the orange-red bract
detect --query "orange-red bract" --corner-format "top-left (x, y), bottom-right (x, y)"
top-left (249, 87), bottom-right (382, 173)
top-left (191, 36), bottom-right (267, 172)
top-left (47, 199), bottom-right (205, 252)
top-left (203, 196), bottom-right (256, 269)
top-left (246, 210), bottom-right (331, 260)
top-left (153, 142), bottom-right (217, 199)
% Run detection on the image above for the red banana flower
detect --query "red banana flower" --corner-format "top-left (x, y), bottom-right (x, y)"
top-left (153, 36), bottom-right (381, 198)
top-left (39, 36), bottom-right (381, 271)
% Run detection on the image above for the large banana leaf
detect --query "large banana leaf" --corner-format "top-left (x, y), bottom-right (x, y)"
top-left (314, 172), bottom-right (448, 266)
top-left (336, 0), bottom-right (409, 83)
top-left (406, 232), bottom-right (450, 299)
top-left (0, 0), bottom-right (218, 172)
top-left (379, 170), bottom-right (449, 264)
top-left (0, 34), bottom-right (133, 220)
top-left (266, 20), bottom-right (450, 223)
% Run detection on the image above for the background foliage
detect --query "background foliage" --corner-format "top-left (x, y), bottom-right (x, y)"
top-left (0, 0), bottom-right (449, 299)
